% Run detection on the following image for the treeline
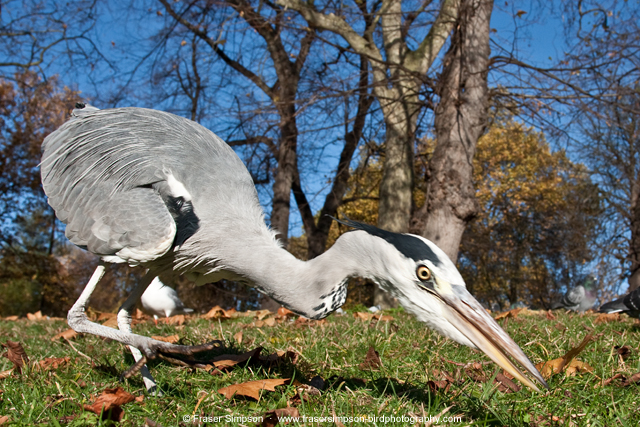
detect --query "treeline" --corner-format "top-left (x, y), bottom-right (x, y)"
top-left (0, 0), bottom-right (638, 315)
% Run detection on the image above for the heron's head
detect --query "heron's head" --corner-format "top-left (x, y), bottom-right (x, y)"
top-left (340, 220), bottom-right (548, 392)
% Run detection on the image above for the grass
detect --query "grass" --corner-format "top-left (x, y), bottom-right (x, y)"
top-left (1, 307), bottom-right (640, 426)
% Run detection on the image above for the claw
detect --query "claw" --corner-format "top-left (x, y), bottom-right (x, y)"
top-left (121, 356), bottom-right (148, 380)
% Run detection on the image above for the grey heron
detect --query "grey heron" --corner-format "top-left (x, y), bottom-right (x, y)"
top-left (140, 277), bottom-right (194, 325)
top-left (551, 276), bottom-right (597, 312)
top-left (41, 105), bottom-right (547, 393)
top-left (600, 287), bottom-right (640, 317)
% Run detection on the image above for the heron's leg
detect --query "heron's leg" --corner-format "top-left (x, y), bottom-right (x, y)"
top-left (117, 273), bottom-right (160, 395)
top-left (67, 264), bottom-right (220, 371)
top-left (67, 263), bottom-right (106, 328)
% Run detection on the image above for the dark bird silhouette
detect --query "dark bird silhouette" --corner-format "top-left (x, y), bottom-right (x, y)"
top-left (599, 288), bottom-right (640, 317)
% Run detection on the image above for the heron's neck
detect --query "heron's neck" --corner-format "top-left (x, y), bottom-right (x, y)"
top-left (222, 231), bottom-right (374, 319)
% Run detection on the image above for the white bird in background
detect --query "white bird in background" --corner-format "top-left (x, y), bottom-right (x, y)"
top-left (140, 277), bottom-right (194, 325)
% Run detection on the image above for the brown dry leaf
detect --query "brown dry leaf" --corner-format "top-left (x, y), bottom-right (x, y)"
top-left (51, 328), bottom-right (78, 341)
top-left (2, 341), bottom-right (29, 373)
top-left (161, 315), bottom-right (185, 326)
top-left (37, 357), bottom-right (71, 371)
top-left (358, 346), bottom-right (382, 370)
top-left (4, 316), bottom-right (18, 321)
top-left (217, 378), bottom-right (289, 400)
top-left (546, 310), bottom-right (556, 320)
top-left (494, 308), bottom-right (523, 320)
top-left (211, 347), bottom-right (262, 369)
top-left (554, 322), bottom-right (567, 332)
top-left (535, 334), bottom-right (594, 379)
top-left (603, 372), bottom-right (640, 387)
top-left (354, 312), bottom-right (374, 321)
top-left (276, 307), bottom-right (295, 319)
top-left (0, 369), bottom-right (13, 380)
top-left (26, 311), bottom-right (44, 321)
top-left (427, 379), bottom-right (450, 393)
top-left (134, 309), bottom-right (148, 320)
top-left (202, 305), bottom-right (231, 320)
top-left (495, 372), bottom-right (521, 393)
top-left (233, 330), bottom-right (243, 345)
top-left (375, 314), bottom-right (394, 321)
top-left (84, 387), bottom-right (137, 422)
top-left (0, 415), bottom-right (8, 425)
top-left (101, 317), bottom-right (119, 329)
top-left (151, 335), bottom-right (180, 344)
top-left (616, 345), bottom-right (632, 360)
top-left (594, 313), bottom-right (620, 324)
top-left (464, 365), bottom-right (488, 383)
top-left (255, 309), bottom-right (273, 320)
top-left (97, 312), bottom-right (117, 322)
top-left (565, 359), bottom-right (594, 376)
top-left (263, 407), bottom-right (300, 425)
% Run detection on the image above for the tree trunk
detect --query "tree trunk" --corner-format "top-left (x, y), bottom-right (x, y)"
top-left (270, 111), bottom-right (298, 244)
top-left (628, 184), bottom-right (640, 292)
top-left (416, 0), bottom-right (492, 262)
top-left (374, 103), bottom-right (418, 308)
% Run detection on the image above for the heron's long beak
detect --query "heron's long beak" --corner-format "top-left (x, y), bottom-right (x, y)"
top-left (435, 278), bottom-right (548, 392)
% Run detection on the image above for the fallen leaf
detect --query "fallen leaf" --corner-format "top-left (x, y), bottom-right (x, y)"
top-left (0, 369), bottom-right (13, 380)
top-left (615, 372), bottom-right (640, 387)
top-left (83, 387), bottom-right (137, 422)
top-left (546, 310), bottom-right (556, 320)
top-left (217, 378), bottom-right (289, 400)
top-left (0, 415), bottom-right (8, 425)
top-left (37, 357), bottom-right (71, 371)
top-left (202, 306), bottom-right (232, 320)
top-left (2, 341), bottom-right (29, 373)
top-left (3, 316), bottom-right (18, 321)
top-left (495, 372), bottom-right (521, 393)
top-left (263, 407), bottom-right (300, 425)
top-left (565, 359), bottom-right (594, 376)
top-left (494, 308), bottom-right (523, 320)
top-left (161, 315), bottom-right (185, 326)
top-left (101, 317), bottom-right (119, 329)
top-left (211, 347), bottom-right (262, 369)
top-left (151, 335), bottom-right (180, 344)
top-left (464, 365), bottom-right (488, 382)
top-left (276, 307), bottom-right (295, 319)
top-left (535, 334), bottom-right (594, 378)
top-left (96, 312), bottom-right (117, 321)
top-left (554, 322), bottom-right (566, 331)
top-left (255, 309), bottom-right (273, 320)
top-left (427, 379), bottom-right (450, 393)
top-left (134, 309), bottom-right (148, 320)
top-left (26, 311), bottom-right (44, 321)
top-left (616, 345), bottom-right (632, 360)
top-left (358, 346), bottom-right (382, 370)
top-left (355, 312), bottom-right (374, 321)
top-left (233, 331), bottom-right (243, 345)
top-left (594, 313), bottom-right (620, 324)
top-left (51, 329), bottom-right (78, 341)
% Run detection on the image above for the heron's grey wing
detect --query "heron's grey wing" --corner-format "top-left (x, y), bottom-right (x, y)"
top-left (41, 108), bottom-right (181, 263)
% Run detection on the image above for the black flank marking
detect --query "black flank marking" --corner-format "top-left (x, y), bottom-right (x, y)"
top-left (313, 303), bottom-right (326, 311)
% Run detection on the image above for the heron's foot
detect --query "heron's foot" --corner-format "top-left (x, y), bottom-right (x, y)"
top-left (142, 338), bottom-right (223, 360)
top-left (122, 338), bottom-right (223, 379)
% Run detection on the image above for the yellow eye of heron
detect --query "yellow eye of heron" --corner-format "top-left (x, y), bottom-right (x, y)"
top-left (416, 266), bottom-right (432, 281)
